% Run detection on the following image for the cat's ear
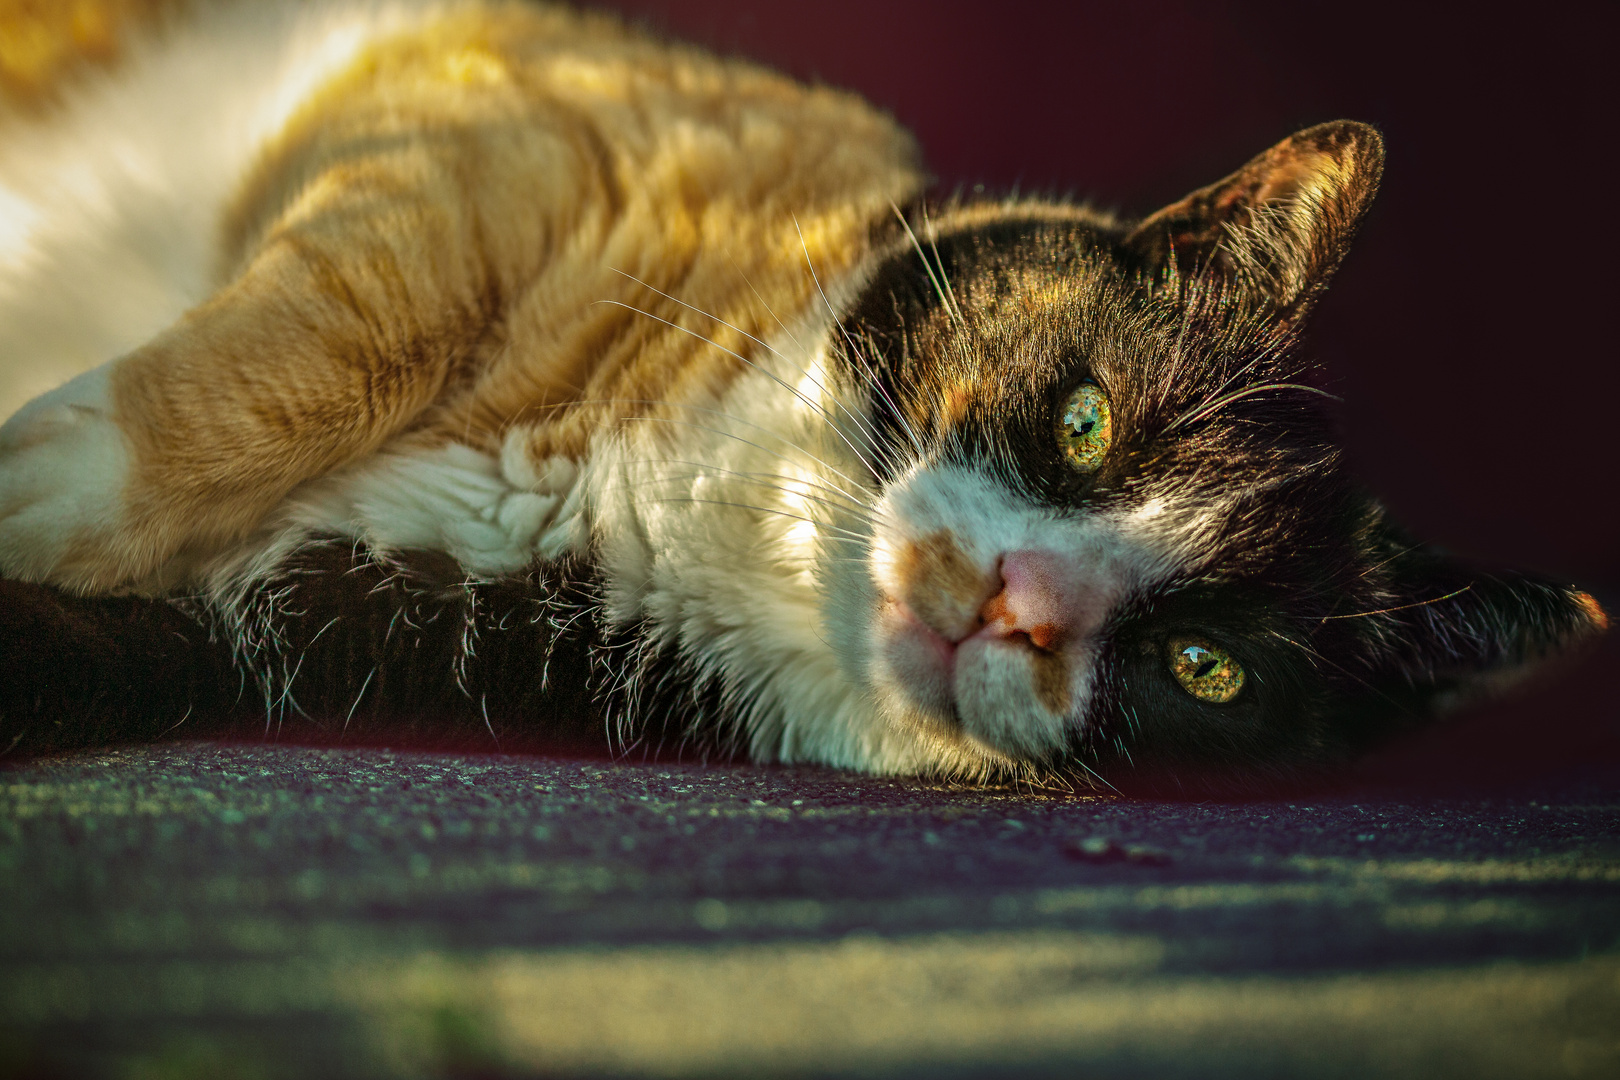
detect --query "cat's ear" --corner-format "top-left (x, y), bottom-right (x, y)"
top-left (1123, 120), bottom-right (1384, 319)
top-left (1332, 525), bottom-right (1608, 737)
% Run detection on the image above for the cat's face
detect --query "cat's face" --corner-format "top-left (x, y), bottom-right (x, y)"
top-left (833, 122), bottom-right (1605, 792)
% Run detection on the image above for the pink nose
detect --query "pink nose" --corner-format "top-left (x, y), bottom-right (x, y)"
top-left (974, 549), bottom-right (1112, 652)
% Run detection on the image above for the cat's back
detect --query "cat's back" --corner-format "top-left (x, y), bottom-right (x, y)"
top-left (0, 0), bottom-right (922, 426)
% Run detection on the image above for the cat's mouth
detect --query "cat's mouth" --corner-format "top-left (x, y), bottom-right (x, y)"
top-left (882, 591), bottom-right (1065, 680)
top-left (873, 547), bottom-right (1121, 758)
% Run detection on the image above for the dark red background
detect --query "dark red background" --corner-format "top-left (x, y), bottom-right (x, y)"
top-left (598, 1), bottom-right (1617, 790)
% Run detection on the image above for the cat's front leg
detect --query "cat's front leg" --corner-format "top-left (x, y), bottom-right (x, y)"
top-left (0, 266), bottom-right (454, 595)
top-left (0, 298), bottom-right (457, 595)
top-left (0, 315), bottom-right (301, 595)
top-left (0, 136), bottom-right (519, 594)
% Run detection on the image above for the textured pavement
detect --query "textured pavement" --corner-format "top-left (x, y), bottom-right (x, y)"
top-left (2, 742), bottom-right (1618, 1078)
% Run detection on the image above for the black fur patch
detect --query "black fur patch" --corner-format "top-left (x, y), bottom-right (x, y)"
top-left (0, 542), bottom-right (723, 759)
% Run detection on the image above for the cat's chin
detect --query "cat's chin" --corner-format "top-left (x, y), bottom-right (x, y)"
top-left (874, 597), bottom-right (1079, 761)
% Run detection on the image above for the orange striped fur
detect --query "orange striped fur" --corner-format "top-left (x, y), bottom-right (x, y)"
top-left (0, 1), bottom-right (922, 592)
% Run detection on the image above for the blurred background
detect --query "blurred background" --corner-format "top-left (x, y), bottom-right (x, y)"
top-left (603, 0), bottom-right (1620, 790)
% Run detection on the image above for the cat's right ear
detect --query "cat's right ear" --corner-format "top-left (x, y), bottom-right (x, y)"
top-left (1122, 120), bottom-right (1384, 321)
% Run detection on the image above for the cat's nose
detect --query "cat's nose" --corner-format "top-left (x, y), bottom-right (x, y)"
top-left (975, 549), bottom-right (1113, 651)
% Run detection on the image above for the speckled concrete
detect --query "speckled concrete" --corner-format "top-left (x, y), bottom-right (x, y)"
top-left (2, 742), bottom-right (1618, 1078)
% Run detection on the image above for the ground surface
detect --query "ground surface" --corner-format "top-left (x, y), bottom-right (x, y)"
top-left (2, 742), bottom-right (1618, 1079)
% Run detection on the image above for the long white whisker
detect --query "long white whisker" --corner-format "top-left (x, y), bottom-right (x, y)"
top-left (342, 666), bottom-right (376, 738)
top-left (793, 223), bottom-right (926, 466)
top-left (655, 461), bottom-right (878, 520)
top-left (648, 497), bottom-right (873, 544)
top-left (1176, 352), bottom-right (1266, 426)
top-left (843, 323), bottom-right (926, 466)
top-left (1319, 585), bottom-right (1473, 622)
top-left (729, 234), bottom-right (916, 474)
top-left (724, 253), bottom-right (929, 485)
top-left (606, 462), bottom-right (880, 525)
top-left (594, 299), bottom-right (883, 475)
top-left (624, 414), bottom-right (876, 507)
top-left (608, 268), bottom-right (890, 458)
top-left (511, 395), bottom-right (878, 496)
top-left (796, 214), bottom-right (927, 459)
top-left (1171, 382), bottom-right (1342, 430)
top-left (1266, 628), bottom-right (1406, 708)
top-left (893, 202), bottom-right (964, 331)
top-left (728, 252), bottom-right (804, 352)
top-left (918, 201), bottom-right (967, 327)
top-left (1070, 756), bottom-right (1122, 797)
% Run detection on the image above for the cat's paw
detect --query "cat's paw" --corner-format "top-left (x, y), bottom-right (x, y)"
top-left (0, 363), bottom-right (136, 591)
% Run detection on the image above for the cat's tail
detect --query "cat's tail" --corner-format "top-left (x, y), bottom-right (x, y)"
top-left (0, 541), bottom-right (613, 758)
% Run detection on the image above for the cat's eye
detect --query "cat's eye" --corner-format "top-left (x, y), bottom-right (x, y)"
top-left (1166, 637), bottom-right (1246, 704)
top-left (1057, 382), bottom-right (1112, 472)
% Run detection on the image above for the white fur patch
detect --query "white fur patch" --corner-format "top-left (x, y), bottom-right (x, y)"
top-left (241, 438), bottom-right (582, 581)
top-left (0, 361), bottom-right (130, 582)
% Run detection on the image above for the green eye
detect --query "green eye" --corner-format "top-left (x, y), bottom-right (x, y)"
top-left (1167, 637), bottom-right (1246, 704)
top-left (1057, 382), bottom-right (1112, 471)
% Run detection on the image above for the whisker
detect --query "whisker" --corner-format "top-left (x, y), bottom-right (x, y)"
top-left (624, 413), bottom-right (877, 508)
top-left (1354, 542), bottom-right (1423, 581)
top-left (480, 694), bottom-right (501, 750)
top-left (844, 322), bottom-right (927, 467)
top-left (1266, 628), bottom-right (1408, 711)
top-left (1069, 756), bottom-right (1123, 796)
top-left (159, 704), bottom-right (194, 738)
top-left (647, 497), bottom-right (873, 544)
top-left (608, 461), bottom-right (880, 525)
top-left (1319, 585), bottom-right (1473, 622)
top-left (893, 202), bottom-right (964, 331)
top-left (342, 666), bottom-right (376, 738)
top-left (650, 462), bottom-right (878, 520)
top-left (728, 252), bottom-right (804, 351)
top-left (1170, 382), bottom-right (1342, 430)
top-left (594, 299), bottom-right (884, 476)
top-left (1178, 352), bottom-right (1267, 426)
top-left (918, 201), bottom-right (968, 328)
top-left (512, 394), bottom-right (878, 497)
top-left (793, 215), bottom-right (927, 460)
top-left (608, 268), bottom-right (890, 459)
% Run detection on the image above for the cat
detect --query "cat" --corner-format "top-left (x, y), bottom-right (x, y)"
top-left (0, 0), bottom-right (1605, 793)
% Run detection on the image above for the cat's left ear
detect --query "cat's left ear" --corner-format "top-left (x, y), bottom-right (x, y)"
top-left (1123, 120), bottom-right (1384, 319)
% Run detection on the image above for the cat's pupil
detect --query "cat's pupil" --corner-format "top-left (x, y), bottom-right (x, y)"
top-left (1193, 658), bottom-right (1218, 679)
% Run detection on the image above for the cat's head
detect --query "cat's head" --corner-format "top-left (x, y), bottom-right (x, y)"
top-left (832, 121), bottom-right (1607, 794)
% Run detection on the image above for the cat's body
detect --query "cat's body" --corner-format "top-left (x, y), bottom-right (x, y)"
top-left (0, 0), bottom-right (1604, 791)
